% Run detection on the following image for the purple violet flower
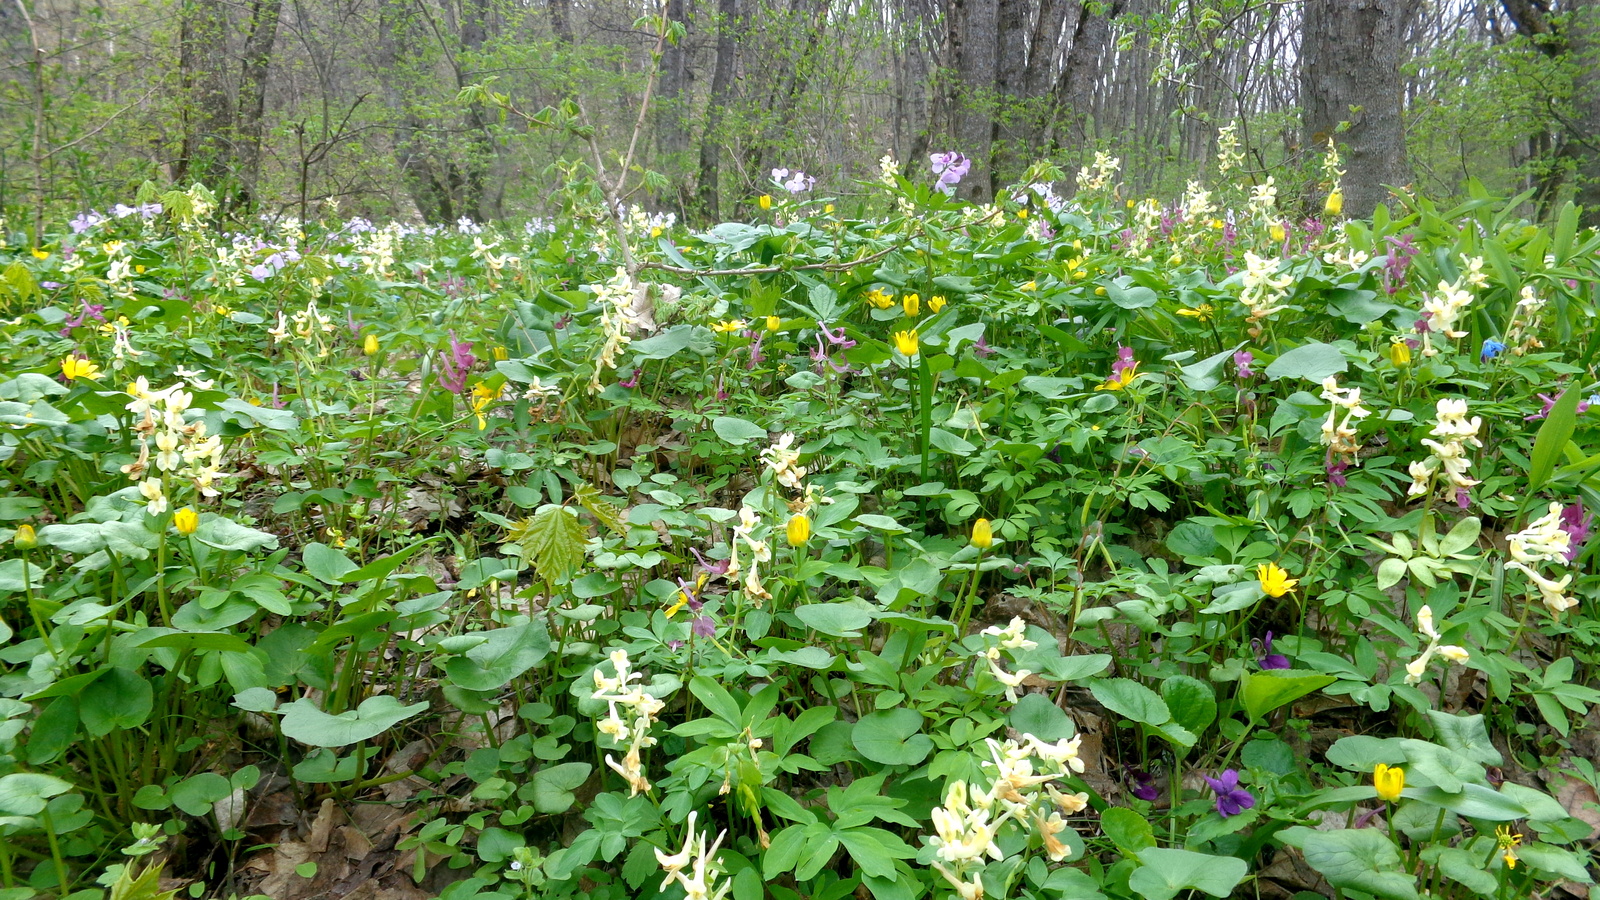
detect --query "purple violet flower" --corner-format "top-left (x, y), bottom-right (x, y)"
top-left (1202, 769), bottom-right (1255, 818)
top-left (692, 615), bottom-right (717, 637)
top-left (1128, 768), bottom-right (1160, 802)
top-left (1253, 632), bottom-right (1291, 670)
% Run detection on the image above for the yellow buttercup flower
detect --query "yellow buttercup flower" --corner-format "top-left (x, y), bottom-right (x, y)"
top-left (759, 195), bottom-right (772, 210)
top-left (470, 383), bottom-right (496, 430)
top-left (1269, 223), bottom-right (1287, 243)
top-left (824, 203), bottom-right (835, 215)
top-left (1257, 562), bottom-right (1298, 598)
top-left (1176, 303), bottom-right (1214, 321)
top-left (61, 355), bottom-right (101, 382)
top-left (492, 346), bottom-right (509, 361)
top-left (1324, 190), bottom-right (1344, 217)
top-left (1373, 764), bottom-right (1404, 801)
top-left (1496, 826), bottom-right (1521, 869)
top-left (364, 333), bottom-right (380, 355)
top-left (786, 514), bottom-right (811, 546)
top-left (765, 316), bottom-right (781, 332)
top-left (903, 293), bottom-right (920, 316)
top-left (928, 295), bottom-right (946, 313)
top-left (650, 226), bottom-right (664, 238)
top-left (1019, 281), bottom-right (1037, 291)
top-left (1017, 209), bottom-right (1028, 220)
top-left (971, 518), bottom-right (994, 549)
top-left (173, 507), bottom-right (199, 535)
top-left (892, 329), bottom-right (919, 357)
top-left (30, 248), bottom-right (48, 260)
top-left (1097, 364), bottom-right (1138, 392)
top-left (14, 524), bottom-right (37, 549)
top-left (711, 319), bottom-right (747, 334)
top-left (865, 288), bottom-right (895, 309)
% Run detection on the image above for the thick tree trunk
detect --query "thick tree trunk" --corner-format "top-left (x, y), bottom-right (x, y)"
top-left (694, 0), bottom-right (739, 221)
top-left (233, 0), bottom-right (284, 205)
top-left (1567, 0), bottom-right (1600, 225)
top-left (988, 0), bottom-right (1030, 190)
top-left (1299, 0), bottom-right (1414, 218)
top-left (655, 0), bottom-right (692, 216)
top-left (944, 0), bottom-right (998, 200)
top-left (375, 0), bottom-right (453, 221)
top-left (177, 0), bottom-right (234, 194)
top-left (1048, 1), bottom-right (1119, 166)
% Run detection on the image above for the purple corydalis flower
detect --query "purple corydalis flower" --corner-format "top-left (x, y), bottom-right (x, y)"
top-left (817, 321), bottom-right (856, 349)
top-left (691, 548), bottom-right (731, 578)
top-left (1233, 350), bottom-right (1255, 380)
top-left (1384, 234), bottom-right (1418, 295)
top-left (1560, 503), bottom-right (1591, 562)
top-left (1111, 346), bottom-right (1136, 380)
top-left (437, 331), bottom-right (476, 394)
top-left (930, 152), bottom-right (971, 194)
top-left (1202, 769), bottom-right (1255, 818)
top-left (1253, 632), bottom-right (1290, 670)
top-left (692, 615), bottom-right (716, 637)
top-left (619, 368), bottom-right (642, 389)
top-left (1326, 460), bottom-right (1349, 488)
top-left (973, 337), bottom-right (995, 358)
top-left (675, 577), bottom-right (704, 611)
top-left (1527, 390), bottom-right (1593, 421)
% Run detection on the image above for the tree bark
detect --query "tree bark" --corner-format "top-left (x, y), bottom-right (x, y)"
top-left (655, 0), bottom-right (692, 216)
top-left (1566, 0), bottom-right (1600, 224)
top-left (176, 0), bottom-right (234, 194)
top-left (233, 0), bottom-right (284, 205)
top-left (944, 0), bottom-right (998, 200)
top-left (694, 0), bottom-right (740, 221)
top-left (1299, 0), bottom-right (1414, 218)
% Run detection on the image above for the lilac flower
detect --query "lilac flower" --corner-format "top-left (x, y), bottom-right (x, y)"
top-left (41, 281), bottom-right (62, 290)
top-left (1456, 488), bottom-right (1472, 509)
top-left (1202, 769), bottom-right (1255, 817)
top-left (1481, 339), bottom-right (1506, 362)
top-left (692, 615), bottom-right (716, 637)
top-left (249, 264), bottom-right (273, 281)
top-left (770, 169), bottom-right (816, 194)
top-left (437, 331), bottom-right (477, 394)
top-left (973, 337), bottom-right (995, 359)
top-left (1253, 632), bottom-right (1291, 670)
top-left (1527, 390), bottom-right (1593, 421)
top-left (691, 548), bottom-right (731, 578)
top-left (1233, 350), bottom-right (1255, 380)
top-left (1111, 346), bottom-right (1137, 381)
top-left (1383, 234), bottom-right (1418, 295)
top-left (817, 321), bottom-right (856, 348)
top-left (1127, 768), bottom-right (1160, 802)
top-left (69, 211), bottom-right (105, 234)
top-left (746, 332), bottom-right (767, 370)
top-left (346, 310), bottom-right (362, 338)
top-left (1560, 503), bottom-right (1591, 562)
top-left (930, 152), bottom-right (971, 195)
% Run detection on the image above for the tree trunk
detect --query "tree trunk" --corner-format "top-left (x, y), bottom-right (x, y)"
top-left (1567, 0), bottom-right (1600, 225)
top-left (988, 0), bottom-right (1030, 190)
top-left (375, 0), bottom-right (453, 221)
top-left (944, 0), bottom-right (998, 200)
top-left (694, 0), bottom-right (739, 221)
top-left (1048, 1), bottom-right (1120, 166)
top-left (1299, 0), bottom-right (1414, 218)
top-left (177, 0), bottom-right (234, 194)
top-left (233, 0), bottom-right (284, 206)
top-left (655, 0), bottom-right (692, 216)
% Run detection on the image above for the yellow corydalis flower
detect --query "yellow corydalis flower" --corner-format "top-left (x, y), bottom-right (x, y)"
top-left (173, 507), bottom-right (199, 535)
top-left (902, 293), bottom-right (920, 316)
top-left (1257, 562), bottom-right (1298, 598)
top-left (1373, 764), bottom-right (1403, 801)
top-left (786, 513), bottom-right (811, 546)
top-left (711, 319), bottom-right (746, 334)
top-left (971, 518), bottom-right (993, 550)
top-left (892, 329), bottom-right (919, 357)
top-left (61, 355), bottom-right (101, 381)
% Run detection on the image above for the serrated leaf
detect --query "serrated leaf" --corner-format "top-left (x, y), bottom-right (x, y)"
top-left (574, 483), bottom-right (624, 535)
top-left (509, 505), bottom-right (590, 584)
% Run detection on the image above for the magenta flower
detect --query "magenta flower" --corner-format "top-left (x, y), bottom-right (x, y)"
top-left (1233, 350), bottom-right (1255, 380)
top-left (437, 332), bottom-right (477, 394)
top-left (1110, 346), bottom-right (1137, 381)
top-left (1561, 503), bottom-right (1591, 562)
top-left (1527, 390), bottom-right (1593, 421)
top-left (1326, 460), bottom-right (1349, 487)
top-left (691, 547), bottom-right (731, 579)
top-left (1202, 769), bottom-right (1255, 817)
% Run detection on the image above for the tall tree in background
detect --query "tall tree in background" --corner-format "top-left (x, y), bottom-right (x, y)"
top-left (175, 0), bottom-right (284, 208)
top-left (1299, 0), bottom-right (1414, 217)
top-left (1555, 0), bottom-right (1600, 224)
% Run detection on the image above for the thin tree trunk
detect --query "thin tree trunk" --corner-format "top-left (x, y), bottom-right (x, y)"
top-left (694, 0), bottom-right (739, 221)
top-left (233, 0), bottom-right (284, 206)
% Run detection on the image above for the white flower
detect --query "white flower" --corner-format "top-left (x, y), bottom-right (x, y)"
top-left (1508, 502), bottom-right (1572, 565)
top-left (1506, 561), bottom-right (1577, 615)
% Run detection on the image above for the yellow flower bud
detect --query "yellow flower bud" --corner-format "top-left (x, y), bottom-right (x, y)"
top-left (1324, 190), bottom-right (1344, 217)
top-left (492, 346), bottom-right (509, 361)
top-left (1373, 764), bottom-right (1404, 802)
top-left (902, 293), bottom-right (920, 317)
top-left (364, 334), bottom-right (380, 355)
top-left (891, 329), bottom-right (919, 357)
top-left (759, 195), bottom-right (772, 210)
top-left (824, 204), bottom-right (835, 214)
top-left (1389, 339), bottom-right (1412, 367)
top-left (1270, 223), bottom-right (1287, 243)
top-left (766, 316), bottom-right (781, 332)
top-left (786, 513), bottom-right (811, 546)
top-left (14, 523), bottom-right (37, 550)
top-left (971, 518), bottom-right (993, 549)
top-left (928, 295), bottom-right (946, 313)
top-left (173, 507), bottom-right (199, 535)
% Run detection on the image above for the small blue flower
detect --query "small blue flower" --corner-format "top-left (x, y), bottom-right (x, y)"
top-left (1481, 339), bottom-right (1507, 362)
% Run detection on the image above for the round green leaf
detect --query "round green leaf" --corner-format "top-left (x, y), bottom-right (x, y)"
top-left (279, 695), bottom-right (430, 747)
top-left (852, 709), bottom-right (932, 766)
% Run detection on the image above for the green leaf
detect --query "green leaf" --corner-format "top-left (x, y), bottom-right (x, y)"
top-left (1527, 386), bottom-right (1582, 492)
top-left (1239, 669), bottom-right (1335, 723)
top-left (443, 621), bottom-right (552, 691)
top-left (169, 772), bottom-right (232, 817)
top-left (928, 428), bottom-right (976, 454)
top-left (301, 542), bottom-right (357, 584)
top-left (79, 667), bottom-right (152, 737)
top-left (529, 762), bottom-right (592, 814)
top-left (0, 559), bottom-right (44, 594)
top-left (1160, 675), bottom-right (1216, 736)
top-left (1517, 842), bottom-right (1595, 882)
top-left (1265, 342), bottom-right (1348, 382)
top-left (0, 773), bottom-right (74, 815)
top-left (1433, 847), bottom-right (1497, 895)
top-left (1100, 807), bottom-right (1156, 855)
top-left (279, 695), bottom-right (430, 747)
top-left (711, 416), bottom-right (768, 446)
top-left (1403, 783), bottom-right (1527, 821)
top-left (1090, 678), bottom-right (1170, 726)
top-left (195, 516), bottom-right (279, 552)
top-left (1129, 848), bottom-right (1248, 900)
top-left (1299, 829), bottom-right (1418, 900)
top-left (1009, 693), bottom-right (1074, 741)
top-left (511, 504), bottom-right (590, 584)
top-left (852, 708), bottom-right (932, 766)
top-left (794, 602), bottom-right (874, 637)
